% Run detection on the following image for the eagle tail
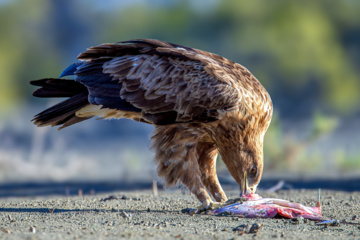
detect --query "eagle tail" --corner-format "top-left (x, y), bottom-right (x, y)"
top-left (30, 78), bottom-right (91, 130)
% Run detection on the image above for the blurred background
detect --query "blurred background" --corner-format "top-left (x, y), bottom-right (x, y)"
top-left (0, 0), bottom-right (359, 195)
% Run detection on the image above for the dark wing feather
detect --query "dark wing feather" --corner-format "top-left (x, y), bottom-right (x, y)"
top-left (76, 39), bottom-right (243, 125)
top-left (31, 78), bottom-right (88, 98)
top-left (75, 59), bottom-right (141, 113)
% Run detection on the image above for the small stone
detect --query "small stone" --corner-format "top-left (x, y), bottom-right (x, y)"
top-left (291, 217), bottom-right (304, 224)
top-left (1, 227), bottom-right (10, 234)
top-left (120, 211), bottom-right (131, 219)
top-left (8, 215), bottom-right (15, 223)
top-left (316, 219), bottom-right (340, 227)
top-left (330, 219), bottom-right (340, 226)
top-left (101, 195), bottom-right (119, 202)
top-left (29, 226), bottom-right (36, 233)
top-left (233, 224), bottom-right (250, 233)
top-left (121, 196), bottom-right (129, 200)
top-left (181, 208), bottom-right (188, 213)
top-left (249, 223), bottom-right (263, 233)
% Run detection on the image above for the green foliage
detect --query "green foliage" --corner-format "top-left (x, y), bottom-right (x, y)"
top-left (309, 112), bottom-right (338, 141)
top-left (264, 112), bottom-right (341, 172)
top-left (263, 113), bottom-right (285, 170)
top-left (0, 0), bottom-right (63, 114)
top-left (1, 0), bottom-right (360, 115)
top-left (334, 149), bottom-right (360, 172)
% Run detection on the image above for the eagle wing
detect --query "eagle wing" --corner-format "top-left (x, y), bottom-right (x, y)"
top-left (75, 39), bottom-right (252, 125)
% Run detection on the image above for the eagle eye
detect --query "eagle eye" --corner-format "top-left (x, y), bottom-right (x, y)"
top-left (249, 166), bottom-right (257, 178)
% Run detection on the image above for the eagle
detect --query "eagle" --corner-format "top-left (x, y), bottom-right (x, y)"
top-left (31, 39), bottom-right (273, 210)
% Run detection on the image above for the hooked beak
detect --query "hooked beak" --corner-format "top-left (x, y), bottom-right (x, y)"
top-left (240, 171), bottom-right (256, 196)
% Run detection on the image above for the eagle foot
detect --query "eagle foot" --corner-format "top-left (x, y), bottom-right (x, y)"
top-left (183, 201), bottom-right (225, 215)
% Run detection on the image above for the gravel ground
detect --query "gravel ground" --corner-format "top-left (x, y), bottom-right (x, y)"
top-left (0, 189), bottom-right (359, 240)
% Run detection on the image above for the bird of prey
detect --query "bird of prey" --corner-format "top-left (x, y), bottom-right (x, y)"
top-left (31, 39), bottom-right (273, 210)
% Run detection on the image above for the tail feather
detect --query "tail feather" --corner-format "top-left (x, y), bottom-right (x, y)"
top-left (31, 78), bottom-right (91, 129)
top-left (31, 78), bottom-right (87, 98)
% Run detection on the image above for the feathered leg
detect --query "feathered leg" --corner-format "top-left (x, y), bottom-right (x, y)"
top-left (197, 142), bottom-right (227, 203)
top-left (152, 126), bottom-right (213, 208)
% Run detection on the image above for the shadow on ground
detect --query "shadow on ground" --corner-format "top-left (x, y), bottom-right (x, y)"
top-left (0, 207), bottom-right (173, 214)
top-left (0, 177), bottom-right (359, 198)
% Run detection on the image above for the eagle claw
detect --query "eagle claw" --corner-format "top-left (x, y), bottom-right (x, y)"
top-left (182, 201), bottom-right (226, 215)
top-left (197, 201), bottom-right (225, 214)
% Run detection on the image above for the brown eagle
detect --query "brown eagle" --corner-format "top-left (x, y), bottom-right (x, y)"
top-left (31, 39), bottom-right (273, 210)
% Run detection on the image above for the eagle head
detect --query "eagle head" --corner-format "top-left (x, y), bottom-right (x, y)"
top-left (208, 112), bottom-right (267, 196)
top-left (220, 136), bottom-right (264, 195)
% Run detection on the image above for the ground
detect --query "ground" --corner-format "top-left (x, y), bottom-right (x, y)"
top-left (0, 188), bottom-right (359, 239)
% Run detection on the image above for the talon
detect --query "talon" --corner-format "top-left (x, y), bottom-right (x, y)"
top-left (209, 201), bottom-right (223, 210)
top-left (195, 201), bottom-right (225, 214)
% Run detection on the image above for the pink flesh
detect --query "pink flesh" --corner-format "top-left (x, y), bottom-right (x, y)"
top-left (210, 193), bottom-right (323, 220)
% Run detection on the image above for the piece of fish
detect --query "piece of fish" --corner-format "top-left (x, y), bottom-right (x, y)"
top-left (209, 173), bottom-right (336, 224)
top-left (210, 193), bottom-right (323, 220)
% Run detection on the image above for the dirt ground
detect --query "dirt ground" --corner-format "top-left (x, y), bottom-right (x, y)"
top-left (0, 188), bottom-right (359, 240)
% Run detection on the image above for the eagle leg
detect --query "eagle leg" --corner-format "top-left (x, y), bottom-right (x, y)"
top-left (197, 142), bottom-right (228, 203)
top-left (152, 126), bottom-right (226, 210)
